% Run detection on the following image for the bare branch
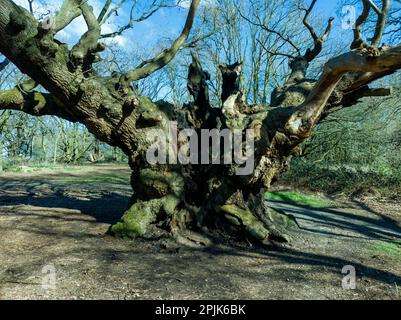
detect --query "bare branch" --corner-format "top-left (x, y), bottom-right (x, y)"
top-left (351, 0), bottom-right (371, 49)
top-left (367, 0), bottom-right (382, 15)
top-left (256, 38), bottom-right (296, 59)
top-left (301, 0), bottom-right (334, 62)
top-left (286, 45), bottom-right (401, 139)
top-left (100, 0), bottom-right (127, 25)
top-left (100, 1), bottom-right (175, 38)
top-left (354, 86), bottom-right (392, 97)
top-left (239, 10), bottom-right (301, 55)
top-left (302, 0), bottom-right (319, 43)
top-left (180, 30), bottom-right (215, 50)
top-left (0, 88), bottom-right (76, 122)
top-left (71, 2), bottom-right (102, 65)
top-left (28, 0), bottom-right (34, 14)
top-left (327, 85), bottom-right (391, 115)
top-left (123, 0), bottom-right (201, 82)
top-left (53, 0), bottom-right (82, 33)
top-left (97, 0), bottom-right (112, 23)
top-left (303, 16), bottom-right (334, 62)
top-left (370, 0), bottom-right (390, 47)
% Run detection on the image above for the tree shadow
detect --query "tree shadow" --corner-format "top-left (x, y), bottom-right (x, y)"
top-left (202, 245), bottom-right (401, 288)
top-left (0, 175), bottom-right (400, 298)
top-left (0, 178), bottom-right (130, 224)
top-left (269, 199), bottom-right (401, 241)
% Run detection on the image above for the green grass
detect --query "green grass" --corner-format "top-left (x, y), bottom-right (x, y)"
top-left (55, 173), bottom-right (130, 185)
top-left (281, 160), bottom-right (401, 199)
top-left (372, 240), bottom-right (401, 258)
top-left (3, 164), bottom-right (83, 173)
top-left (1, 163), bottom-right (130, 185)
top-left (265, 191), bottom-right (331, 208)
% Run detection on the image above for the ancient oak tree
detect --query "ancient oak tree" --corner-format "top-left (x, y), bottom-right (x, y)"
top-left (0, 0), bottom-right (400, 244)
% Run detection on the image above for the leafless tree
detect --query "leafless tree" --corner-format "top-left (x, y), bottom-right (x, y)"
top-left (1, 0), bottom-right (401, 244)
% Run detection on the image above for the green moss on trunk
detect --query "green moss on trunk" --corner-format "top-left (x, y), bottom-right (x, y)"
top-left (110, 195), bottom-right (180, 238)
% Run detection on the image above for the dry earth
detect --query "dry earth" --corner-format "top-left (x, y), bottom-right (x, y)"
top-left (0, 165), bottom-right (400, 300)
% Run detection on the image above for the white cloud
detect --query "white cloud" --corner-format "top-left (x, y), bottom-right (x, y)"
top-left (13, 0), bottom-right (129, 48)
top-left (177, 0), bottom-right (215, 9)
top-left (101, 23), bottom-right (129, 48)
top-left (13, 0), bottom-right (61, 16)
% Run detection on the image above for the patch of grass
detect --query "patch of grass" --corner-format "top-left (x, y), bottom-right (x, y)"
top-left (3, 167), bottom-right (26, 173)
top-left (54, 167), bottom-right (83, 172)
top-left (372, 240), bottom-right (401, 258)
top-left (265, 191), bottom-right (331, 208)
top-left (4, 165), bottom-right (83, 173)
top-left (281, 160), bottom-right (401, 199)
top-left (56, 173), bottom-right (130, 186)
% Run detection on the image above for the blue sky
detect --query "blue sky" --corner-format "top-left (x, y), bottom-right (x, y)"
top-left (317, 0), bottom-right (338, 15)
top-left (124, 0), bottom-right (342, 50)
top-left (5, 0), bottom-right (386, 101)
top-left (13, 0), bottom-right (192, 50)
top-left (11, 0), bottom-right (347, 52)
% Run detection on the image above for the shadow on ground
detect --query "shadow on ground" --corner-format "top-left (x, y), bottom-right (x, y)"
top-left (0, 166), bottom-right (400, 299)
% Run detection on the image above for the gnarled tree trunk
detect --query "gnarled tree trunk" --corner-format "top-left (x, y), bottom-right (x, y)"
top-left (1, 0), bottom-right (400, 244)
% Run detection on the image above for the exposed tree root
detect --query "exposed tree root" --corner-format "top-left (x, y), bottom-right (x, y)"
top-left (110, 187), bottom-right (295, 246)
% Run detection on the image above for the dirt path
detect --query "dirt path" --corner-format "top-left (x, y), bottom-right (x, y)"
top-left (0, 165), bottom-right (400, 300)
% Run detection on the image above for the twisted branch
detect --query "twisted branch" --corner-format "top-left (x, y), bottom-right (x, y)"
top-left (122, 0), bottom-right (200, 82)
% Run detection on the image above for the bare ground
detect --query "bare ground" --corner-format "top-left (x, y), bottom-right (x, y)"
top-left (0, 164), bottom-right (400, 300)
